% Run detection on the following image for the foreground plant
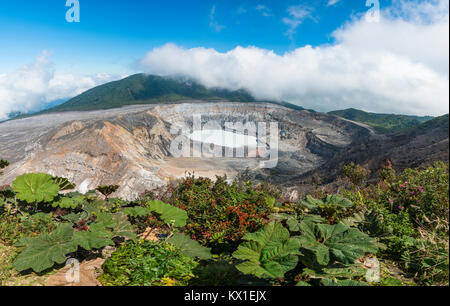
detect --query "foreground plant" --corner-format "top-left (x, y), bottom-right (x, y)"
top-left (96, 185), bottom-right (119, 201)
top-left (12, 173), bottom-right (60, 204)
top-left (99, 240), bottom-right (198, 286)
top-left (123, 200), bottom-right (188, 228)
top-left (1, 161), bottom-right (447, 286)
top-left (297, 221), bottom-right (378, 267)
top-left (168, 175), bottom-right (274, 247)
top-left (0, 160), bottom-right (8, 175)
top-left (123, 200), bottom-right (211, 260)
top-left (13, 212), bottom-right (136, 273)
top-left (300, 195), bottom-right (354, 224)
top-left (233, 222), bottom-right (300, 279)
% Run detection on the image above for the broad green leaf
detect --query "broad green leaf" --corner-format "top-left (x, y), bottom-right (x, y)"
top-left (265, 196), bottom-right (276, 208)
top-left (13, 211), bottom-right (137, 273)
top-left (298, 221), bottom-right (378, 267)
top-left (147, 200), bottom-right (187, 227)
top-left (111, 213), bottom-right (136, 240)
top-left (308, 244), bottom-right (330, 266)
top-left (96, 185), bottom-right (119, 199)
top-left (73, 230), bottom-right (113, 251)
top-left (93, 212), bottom-right (135, 240)
top-left (62, 212), bottom-right (88, 224)
top-left (52, 177), bottom-right (76, 191)
top-left (167, 233), bottom-right (212, 260)
top-left (82, 199), bottom-right (107, 217)
top-left (300, 195), bottom-right (353, 210)
top-left (243, 221), bottom-right (290, 244)
top-left (301, 195), bottom-right (324, 210)
top-left (303, 215), bottom-right (326, 223)
top-left (95, 212), bottom-right (117, 228)
top-left (286, 217), bottom-right (301, 232)
top-left (13, 223), bottom-right (78, 273)
top-left (233, 222), bottom-right (300, 279)
top-left (325, 195), bottom-right (353, 208)
top-left (340, 212), bottom-right (366, 227)
top-left (52, 196), bottom-right (85, 209)
top-left (122, 206), bottom-right (151, 218)
top-left (13, 173), bottom-right (60, 203)
top-left (282, 214), bottom-right (326, 232)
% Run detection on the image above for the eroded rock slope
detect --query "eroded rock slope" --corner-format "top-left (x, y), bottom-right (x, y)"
top-left (0, 102), bottom-right (371, 199)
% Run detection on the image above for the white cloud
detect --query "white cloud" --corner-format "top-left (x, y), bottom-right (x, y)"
top-left (237, 6), bottom-right (247, 15)
top-left (0, 53), bottom-right (118, 119)
top-left (282, 5), bottom-right (315, 40)
top-left (256, 4), bottom-right (272, 17)
top-left (388, 0), bottom-right (449, 23)
top-left (209, 5), bottom-right (225, 33)
top-left (327, 0), bottom-right (341, 6)
top-left (139, 1), bottom-right (449, 116)
top-left (334, 0), bottom-right (449, 75)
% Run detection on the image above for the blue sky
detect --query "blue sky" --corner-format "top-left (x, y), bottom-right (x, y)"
top-left (0, 0), bottom-right (392, 74)
top-left (0, 0), bottom-right (448, 117)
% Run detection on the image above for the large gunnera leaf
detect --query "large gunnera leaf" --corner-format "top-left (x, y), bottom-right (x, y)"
top-left (111, 213), bottom-right (137, 240)
top-left (298, 221), bottom-right (378, 267)
top-left (122, 206), bottom-right (151, 218)
top-left (73, 229), bottom-right (114, 251)
top-left (300, 195), bottom-right (353, 211)
top-left (13, 173), bottom-right (60, 203)
top-left (167, 233), bottom-right (212, 260)
top-left (94, 212), bottom-right (136, 241)
top-left (300, 195), bottom-right (325, 210)
top-left (147, 200), bottom-right (188, 227)
top-left (52, 195), bottom-right (85, 209)
top-left (325, 195), bottom-right (353, 208)
top-left (13, 223), bottom-right (78, 273)
top-left (232, 222), bottom-right (300, 279)
top-left (52, 176), bottom-right (76, 191)
top-left (13, 212), bottom-right (137, 273)
top-left (276, 213), bottom-right (325, 232)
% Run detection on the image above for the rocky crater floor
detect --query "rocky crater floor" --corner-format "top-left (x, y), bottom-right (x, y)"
top-left (0, 102), bottom-right (376, 199)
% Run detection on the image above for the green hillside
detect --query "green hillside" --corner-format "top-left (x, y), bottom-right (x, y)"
top-left (329, 108), bottom-right (434, 134)
top-left (48, 74), bottom-right (256, 112)
top-left (415, 113), bottom-right (449, 133)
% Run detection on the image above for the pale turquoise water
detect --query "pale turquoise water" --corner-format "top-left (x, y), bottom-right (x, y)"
top-left (189, 129), bottom-right (258, 148)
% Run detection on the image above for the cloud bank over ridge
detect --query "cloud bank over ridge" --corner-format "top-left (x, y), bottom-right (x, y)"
top-left (0, 53), bottom-right (119, 120)
top-left (139, 0), bottom-right (449, 116)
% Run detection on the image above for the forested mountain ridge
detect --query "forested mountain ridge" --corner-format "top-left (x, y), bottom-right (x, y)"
top-left (47, 74), bottom-right (257, 112)
top-left (329, 108), bottom-right (434, 134)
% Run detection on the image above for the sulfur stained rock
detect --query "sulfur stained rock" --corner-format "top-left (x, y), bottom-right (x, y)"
top-left (2, 102), bottom-right (445, 199)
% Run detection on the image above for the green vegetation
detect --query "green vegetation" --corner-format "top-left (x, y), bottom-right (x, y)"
top-left (417, 113), bottom-right (449, 132)
top-left (99, 240), bottom-right (198, 286)
top-left (47, 74), bottom-right (256, 113)
top-left (329, 108), bottom-right (434, 134)
top-left (0, 157), bottom-right (448, 286)
top-left (233, 222), bottom-right (301, 279)
top-left (340, 161), bottom-right (449, 285)
top-left (0, 160), bottom-right (8, 175)
top-left (96, 185), bottom-right (119, 201)
top-left (166, 175), bottom-right (275, 249)
top-left (5, 74), bottom-right (309, 118)
top-left (12, 173), bottom-right (60, 204)
top-left (343, 162), bottom-right (368, 186)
